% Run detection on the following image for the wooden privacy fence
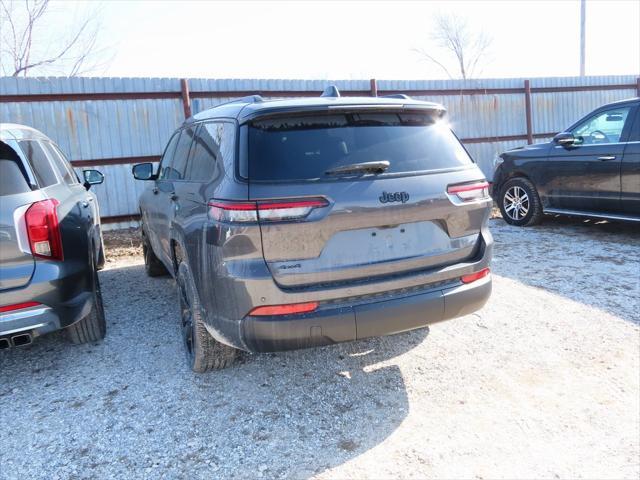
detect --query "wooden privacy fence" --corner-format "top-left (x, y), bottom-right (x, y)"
top-left (1, 75), bottom-right (639, 227)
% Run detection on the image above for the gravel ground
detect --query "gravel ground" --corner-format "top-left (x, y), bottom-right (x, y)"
top-left (1, 217), bottom-right (638, 479)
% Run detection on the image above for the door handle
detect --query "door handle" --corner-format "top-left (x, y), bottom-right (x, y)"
top-left (597, 156), bottom-right (616, 161)
top-left (170, 192), bottom-right (178, 201)
top-left (152, 187), bottom-right (159, 194)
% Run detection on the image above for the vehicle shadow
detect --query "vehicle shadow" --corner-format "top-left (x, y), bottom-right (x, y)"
top-left (0, 260), bottom-right (430, 479)
top-left (490, 215), bottom-right (639, 323)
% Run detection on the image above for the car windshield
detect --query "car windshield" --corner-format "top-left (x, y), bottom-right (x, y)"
top-left (248, 112), bottom-right (473, 182)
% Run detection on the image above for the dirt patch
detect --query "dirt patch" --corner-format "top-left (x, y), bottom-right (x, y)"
top-left (103, 227), bottom-right (142, 261)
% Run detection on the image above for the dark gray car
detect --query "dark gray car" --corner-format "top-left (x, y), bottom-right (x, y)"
top-left (133, 89), bottom-right (493, 372)
top-left (0, 124), bottom-right (106, 349)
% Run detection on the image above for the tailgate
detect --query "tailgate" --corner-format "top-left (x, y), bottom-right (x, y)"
top-left (251, 172), bottom-right (487, 288)
top-left (247, 110), bottom-right (490, 289)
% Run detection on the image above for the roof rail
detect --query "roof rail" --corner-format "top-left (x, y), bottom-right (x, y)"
top-left (380, 93), bottom-right (412, 99)
top-left (321, 85), bottom-right (341, 98)
top-left (227, 94), bottom-right (264, 105)
top-left (209, 95), bottom-right (264, 110)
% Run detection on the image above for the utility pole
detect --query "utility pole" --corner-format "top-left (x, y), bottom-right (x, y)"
top-left (580, 0), bottom-right (586, 76)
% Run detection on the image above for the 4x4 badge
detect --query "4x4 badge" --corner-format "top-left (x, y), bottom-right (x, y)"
top-left (379, 191), bottom-right (410, 204)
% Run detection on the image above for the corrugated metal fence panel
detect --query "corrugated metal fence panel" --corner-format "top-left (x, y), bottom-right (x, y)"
top-left (0, 76), bottom-right (181, 94)
top-left (1, 77), bottom-right (185, 163)
top-left (189, 78), bottom-right (371, 93)
top-left (2, 99), bottom-right (183, 160)
top-left (70, 163), bottom-right (159, 218)
top-left (2, 75), bottom-right (638, 225)
top-left (529, 75), bottom-right (637, 134)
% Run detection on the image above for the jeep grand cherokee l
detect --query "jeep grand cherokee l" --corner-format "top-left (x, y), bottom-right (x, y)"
top-left (132, 89), bottom-right (493, 372)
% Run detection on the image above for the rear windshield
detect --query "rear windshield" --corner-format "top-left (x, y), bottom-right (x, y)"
top-left (248, 112), bottom-right (473, 182)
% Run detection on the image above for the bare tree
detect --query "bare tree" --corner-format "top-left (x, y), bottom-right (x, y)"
top-left (0, 0), bottom-right (106, 77)
top-left (414, 14), bottom-right (492, 80)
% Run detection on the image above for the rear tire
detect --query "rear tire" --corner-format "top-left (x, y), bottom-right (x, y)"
top-left (499, 177), bottom-right (543, 227)
top-left (142, 229), bottom-right (168, 277)
top-left (176, 262), bottom-right (237, 372)
top-left (67, 255), bottom-right (106, 344)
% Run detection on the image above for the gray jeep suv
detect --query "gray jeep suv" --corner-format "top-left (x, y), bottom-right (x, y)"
top-left (133, 89), bottom-right (493, 372)
top-left (0, 124), bottom-right (106, 349)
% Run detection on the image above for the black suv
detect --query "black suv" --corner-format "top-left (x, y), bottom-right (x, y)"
top-left (493, 97), bottom-right (640, 226)
top-left (0, 124), bottom-right (106, 349)
top-left (133, 89), bottom-right (493, 372)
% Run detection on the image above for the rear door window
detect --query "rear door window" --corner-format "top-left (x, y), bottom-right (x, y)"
top-left (247, 111), bottom-right (472, 182)
top-left (627, 108), bottom-right (640, 142)
top-left (158, 131), bottom-right (182, 180)
top-left (169, 126), bottom-right (196, 181)
top-left (18, 140), bottom-right (59, 187)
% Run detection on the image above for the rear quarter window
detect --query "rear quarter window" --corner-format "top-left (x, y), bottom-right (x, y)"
top-left (186, 123), bottom-right (220, 182)
top-left (187, 122), bottom-right (236, 182)
top-left (18, 140), bottom-right (59, 187)
top-left (0, 141), bottom-right (32, 195)
top-left (248, 112), bottom-right (473, 182)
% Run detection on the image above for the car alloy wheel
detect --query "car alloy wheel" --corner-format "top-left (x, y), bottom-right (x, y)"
top-left (503, 185), bottom-right (530, 221)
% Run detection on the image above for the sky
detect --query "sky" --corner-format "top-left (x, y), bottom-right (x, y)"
top-left (17, 0), bottom-right (640, 79)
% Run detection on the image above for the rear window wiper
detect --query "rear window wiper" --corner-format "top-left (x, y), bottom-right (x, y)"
top-left (325, 160), bottom-right (390, 176)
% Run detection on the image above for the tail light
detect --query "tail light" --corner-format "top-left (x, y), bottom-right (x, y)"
top-left (461, 267), bottom-right (490, 284)
top-left (249, 302), bottom-right (319, 316)
top-left (25, 199), bottom-right (63, 260)
top-left (208, 198), bottom-right (329, 223)
top-left (447, 181), bottom-right (490, 202)
top-left (0, 301), bottom-right (41, 313)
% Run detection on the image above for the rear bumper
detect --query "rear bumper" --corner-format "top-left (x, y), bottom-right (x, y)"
top-left (0, 291), bottom-right (92, 339)
top-left (240, 275), bottom-right (491, 352)
top-left (0, 258), bottom-right (93, 340)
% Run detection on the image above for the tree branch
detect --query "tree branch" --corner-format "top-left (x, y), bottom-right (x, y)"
top-left (414, 13), bottom-right (492, 80)
top-left (1, 0), bottom-right (106, 77)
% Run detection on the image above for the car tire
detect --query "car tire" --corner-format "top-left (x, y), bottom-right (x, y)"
top-left (176, 261), bottom-right (237, 372)
top-left (142, 229), bottom-right (168, 277)
top-left (67, 254), bottom-right (107, 344)
top-left (499, 177), bottom-right (543, 227)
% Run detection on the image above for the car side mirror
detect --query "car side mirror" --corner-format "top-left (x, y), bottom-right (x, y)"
top-left (132, 162), bottom-right (155, 181)
top-left (553, 132), bottom-right (576, 146)
top-left (82, 169), bottom-right (104, 190)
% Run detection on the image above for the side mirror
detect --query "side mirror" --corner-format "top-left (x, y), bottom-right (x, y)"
top-left (132, 162), bottom-right (155, 181)
top-left (553, 132), bottom-right (576, 146)
top-left (82, 169), bottom-right (104, 190)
